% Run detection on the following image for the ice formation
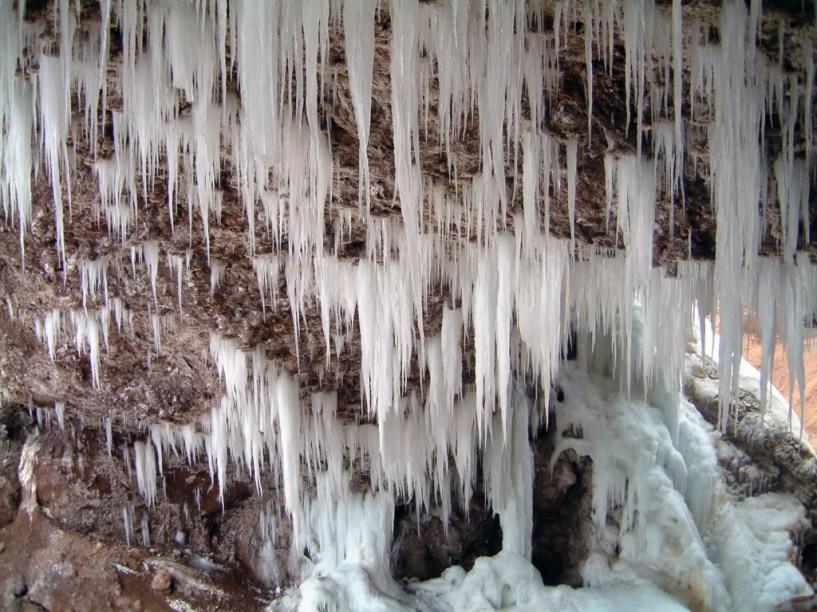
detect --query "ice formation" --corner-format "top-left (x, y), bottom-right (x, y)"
top-left (2, 0), bottom-right (817, 609)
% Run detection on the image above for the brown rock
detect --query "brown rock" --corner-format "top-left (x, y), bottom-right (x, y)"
top-left (150, 571), bottom-right (172, 593)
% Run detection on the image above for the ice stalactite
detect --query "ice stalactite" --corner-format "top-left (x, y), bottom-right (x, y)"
top-left (343, 0), bottom-right (377, 213)
top-left (297, 483), bottom-right (401, 609)
top-left (566, 138), bottom-right (578, 255)
top-left (34, 311), bottom-right (62, 362)
top-left (252, 254), bottom-right (280, 316)
top-left (0, 1), bottom-right (35, 263)
top-left (671, 0), bottom-right (684, 205)
top-left (521, 131), bottom-right (541, 258)
top-left (757, 258), bottom-right (780, 425)
top-left (621, 0), bottom-right (654, 158)
top-left (774, 157), bottom-right (811, 265)
top-left (209, 259), bottom-right (226, 296)
top-left (79, 257), bottom-right (110, 309)
top-left (0, 79), bottom-right (33, 265)
top-left (38, 57), bottom-right (72, 274)
top-left (134, 440), bottom-right (158, 508)
top-left (781, 255), bottom-right (812, 434)
top-left (166, 252), bottom-right (189, 314)
top-left (584, 1), bottom-right (594, 145)
top-left (36, 303), bottom-right (135, 389)
top-left (483, 381), bottom-right (533, 561)
top-left (703, 2), bottom-right (759, 426)
top-left (615, 156), bottom-right (655, 294)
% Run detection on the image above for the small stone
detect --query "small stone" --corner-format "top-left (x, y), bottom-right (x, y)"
top-left (151, 571), bottom-right (172, 593)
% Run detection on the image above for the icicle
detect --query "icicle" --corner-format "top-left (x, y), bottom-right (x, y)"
top-left (209, 259), bottom-right (226, 297)
top-left (5, 0), bottom-right (817, 593)
top-left (707, 2), bottom-right (763, 426)
top-left (79, 257), bottom-right (110, 309)
top-left (781, 256), bottom-right (808, 435)
top-left (495, 235), bottom-right (514, 444)
top-left (584, 1), bottom-right (593, 144)
top-left (38, 57), bottom-right (71, 272)
top-left (276, 376), bottom-right (303, 545)
top-left (774, 157), bottom-right (810, 264)
top-left (441, 307), bottom-right (463, 403)
top-left (757, 258), bottom-right (779, 424)
top-left (143, 241), bottom-right (160, 307)
top-left (54, 402), bottom-right (65, 430)
top-left (473, 250), bottom-right (497, 442)
top-left (521, 131), bottom-right (540, 257)
top-left (134, 440), bottom-right (158, 507)
top-left (566, 138), bottom-right (578, 257)
top-left (105, 417), bottom-right (113, 457)
top-left (141, 514), bottom-right (151, 547)
top-left (123, 506), bottom-right (133, 547)
top-left (604, 153), bottom-right (615, 233)
top-left (616, 156), bottom-right (655, 294)
top-left (542, 134), bottom-right (558, 239)
top-left (151, 313), bottom-right (162, 355)
top-left (621, 0), bottom-right (653, 157)
top-left (35, 309), bottom-right (62, 362)
top-left (70, 310), bottom-right (103, 388)
top-left (653, 122), bottom-right (677, 235)
top-left (1, 79), bottom-right (33, 265)
top-left (167, 253), bottom-right (186, 313)
top-left (483, 380), bottom-right (533, 560)
top-left (343, 0), bottom-right (377, 213)
top-left (671, 0), bottom-right (684, 204)
top-left (252, 254), bottom-right (280, 315)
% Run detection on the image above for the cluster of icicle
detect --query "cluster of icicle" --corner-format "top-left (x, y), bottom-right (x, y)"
top-left (3, 0), bottom-right (816, 565)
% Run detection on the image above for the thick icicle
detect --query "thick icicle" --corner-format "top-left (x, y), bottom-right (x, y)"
top-left (343, 0), bottom-right (377, 213)
top-left (566, 138), bottom-right (578, 256)
top-left (757, 258), bottom-right (779, 424)
top-left (584, 1), bottom-right (593, 144)
top-left (38, 57), bottom-right (71, 272)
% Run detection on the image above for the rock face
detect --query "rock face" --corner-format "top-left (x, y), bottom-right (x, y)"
top-left (0, 0), bottom-right (816, 608)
